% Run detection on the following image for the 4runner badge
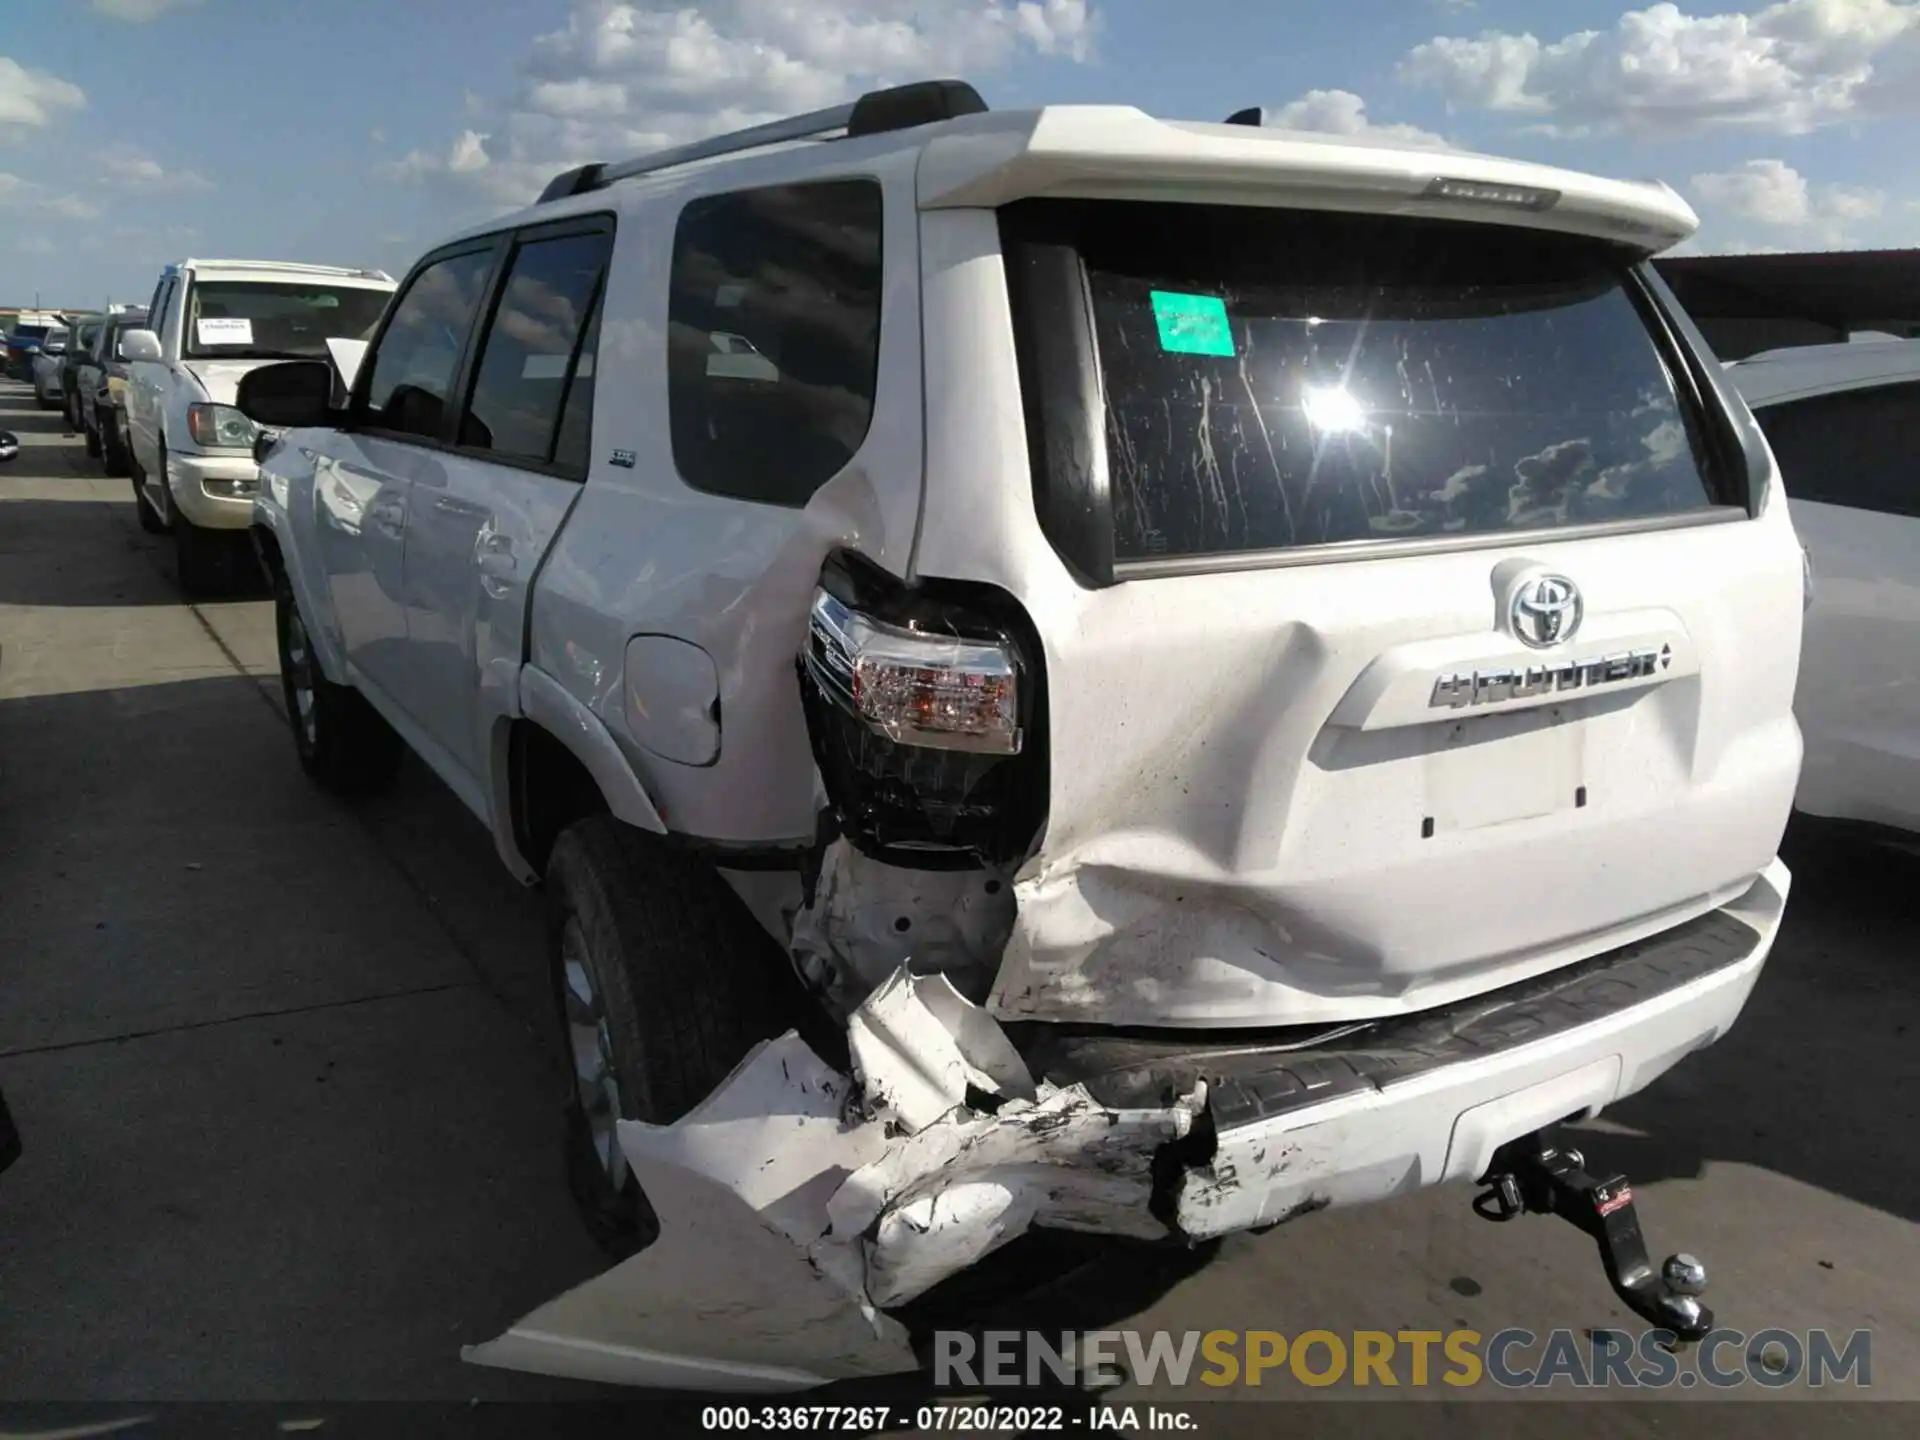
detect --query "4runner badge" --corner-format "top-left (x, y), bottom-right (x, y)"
top-left (1430, 643), bottom-right (1673, 710)
top-left (610, 448), bottom-right (637, 468)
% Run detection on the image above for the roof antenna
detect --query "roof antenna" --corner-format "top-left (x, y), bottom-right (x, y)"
top-left (1225, 107), bottom-right (1269, 126)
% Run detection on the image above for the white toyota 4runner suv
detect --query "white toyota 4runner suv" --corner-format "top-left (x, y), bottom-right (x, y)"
top-left (119, 258), bottom-right (396, 594)
top-left (232, 81), bottom-right (1804, 1390)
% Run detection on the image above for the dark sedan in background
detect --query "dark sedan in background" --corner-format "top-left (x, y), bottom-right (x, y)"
top-left (72, 308), bottom-right (148, 475)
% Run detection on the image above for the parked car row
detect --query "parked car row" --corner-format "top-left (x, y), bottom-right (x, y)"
top-left (50, 261), bottom-right (397, 592)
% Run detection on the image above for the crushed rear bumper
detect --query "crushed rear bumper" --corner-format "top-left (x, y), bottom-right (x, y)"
top-left (466, 859), bottom-right (1788, 1391)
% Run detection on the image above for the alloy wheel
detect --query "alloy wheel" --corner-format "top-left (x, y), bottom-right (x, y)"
top-left (559, 919), bottom-right (627, 1192)
top-left (282, 602), bottom-right (319, 750)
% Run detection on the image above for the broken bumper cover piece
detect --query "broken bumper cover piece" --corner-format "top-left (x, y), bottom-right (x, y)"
top-left (1024, 860), bottom-right (1789, 1238)
top-left (469, 861), bottom-right (1787, 1391)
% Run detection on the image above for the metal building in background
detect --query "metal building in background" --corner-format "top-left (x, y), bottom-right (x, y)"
top-left (1654, 249), bottom-right (1920, 360)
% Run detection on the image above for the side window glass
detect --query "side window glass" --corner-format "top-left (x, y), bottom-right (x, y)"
top-left (359, 248), bottom-right (495, 443)
top-left (1754, 381), bottom-right (1920, 519)
top-left (667, 179), bottom-right (883, 506)
top-left (551, 296), bottom-right (602, 474)
top-left (459, 229), bottom-right (611, 467)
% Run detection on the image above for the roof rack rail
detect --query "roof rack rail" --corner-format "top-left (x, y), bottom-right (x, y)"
top-left (537, 78), bottom-right (987, 205)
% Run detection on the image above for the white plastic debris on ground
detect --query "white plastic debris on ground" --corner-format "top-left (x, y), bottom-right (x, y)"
top-left (465, 969), bottom-right (1204, 1391)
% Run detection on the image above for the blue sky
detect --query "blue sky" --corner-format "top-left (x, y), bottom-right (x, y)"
top-left (5, 0), bottom-right (1918, 307)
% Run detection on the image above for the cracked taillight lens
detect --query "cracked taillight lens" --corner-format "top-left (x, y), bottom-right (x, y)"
top-left (806, 589), bottom-right (1022, 756)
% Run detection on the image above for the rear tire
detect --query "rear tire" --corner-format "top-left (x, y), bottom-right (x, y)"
top-left (273, 569), bottom-right (402, 795)
top-left (544, 817), bottom-right (807, 1257)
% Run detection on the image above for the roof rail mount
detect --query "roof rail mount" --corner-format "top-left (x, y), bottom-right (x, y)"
top-left (536, 77), bottom-right (987, 205)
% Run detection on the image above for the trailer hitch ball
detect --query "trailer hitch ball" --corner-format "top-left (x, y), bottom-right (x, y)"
top-left (1474, 1132), bottom-right (1716, 1343)
top-left (1664, 1252), bottom-right (1708, 1297)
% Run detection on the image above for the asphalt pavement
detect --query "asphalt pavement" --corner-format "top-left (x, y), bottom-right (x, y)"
top-left (1, 378), bottom-right (1915, 1428)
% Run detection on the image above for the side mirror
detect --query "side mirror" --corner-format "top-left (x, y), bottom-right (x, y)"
top-left (0, 430), bottom-right (20, 465)
top-left (236, 359), bottom-right (337, 432)
top-left (119, 329), bottom-right (163, 363)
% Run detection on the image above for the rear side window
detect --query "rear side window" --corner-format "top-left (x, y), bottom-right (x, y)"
top-left (667, 179), bottom-right (883, 507)
top-left (1008, 201), bottom-right (1725, 566)
top-left (459, 227), bottom-right (610, 471)
top-left (1752, 380), bottom-right (1919, 519)
top-left (359, 247), bottom-right (495, 443)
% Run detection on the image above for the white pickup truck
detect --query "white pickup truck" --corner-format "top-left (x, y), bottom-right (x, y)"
top-left (232, 81), bottom-right (1804, 1390)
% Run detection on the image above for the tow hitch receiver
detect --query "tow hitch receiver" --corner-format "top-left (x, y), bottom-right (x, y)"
top-left (1474, 1130), bottom-right (1712, 1342)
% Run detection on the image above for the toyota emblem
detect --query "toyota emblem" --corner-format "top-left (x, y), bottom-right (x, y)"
top-left (1509, 574), bottom-right (1583, 648)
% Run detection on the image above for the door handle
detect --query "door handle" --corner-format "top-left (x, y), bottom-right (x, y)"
top-left (477, 539), bottom-right (516, 599)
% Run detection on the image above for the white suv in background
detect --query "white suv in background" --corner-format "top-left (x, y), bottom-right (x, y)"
top-left (120, 259), bottom-right (395, 594)
top-left (1728, 340), bottom-right (1920, 838)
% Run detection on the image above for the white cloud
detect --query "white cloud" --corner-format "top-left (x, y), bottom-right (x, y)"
top-left (0, 56), bottom-right (87, 131)
top-left (1267, 89), bottom-right (1453, 149)
top-left (1689, 157), bottom-right (1888, 246)
top-left (1399, 0), bottom-right (1920, 136)
top-left (0, 171), bottom-right (102, 220)
top-left (43, 191), bottom-right (105, 220)
top-left (85, 0), bottom-right (203, 20)
top-left (98, 146), bottom-right (214, 193)
top-left (384, 0), bottom-right (1102, 209)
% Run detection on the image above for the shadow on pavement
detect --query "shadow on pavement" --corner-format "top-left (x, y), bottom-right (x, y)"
top-left (0, 671), bottom-right (604, 1399)
top-left (1569, 818), bottom-right (1919, 1224)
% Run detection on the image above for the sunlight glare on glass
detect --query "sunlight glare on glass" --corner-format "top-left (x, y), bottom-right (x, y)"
top-left (1302, 384), bottom-right (1366, 433)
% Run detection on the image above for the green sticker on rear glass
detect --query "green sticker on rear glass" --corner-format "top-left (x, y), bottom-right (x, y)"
top-left (1150, 290), bottom-right (1235, 357)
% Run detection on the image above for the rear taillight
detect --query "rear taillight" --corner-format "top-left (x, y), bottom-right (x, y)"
top-left (804, 590), bottom-right (1021, 756)
top-left (797, 552), bottom-right (1045, 866)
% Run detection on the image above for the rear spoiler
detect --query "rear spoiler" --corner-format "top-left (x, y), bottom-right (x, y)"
top-left (916, 107), bottom-right (1698, 254)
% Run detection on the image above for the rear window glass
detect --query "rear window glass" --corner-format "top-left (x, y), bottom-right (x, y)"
top-left (1033, 202), bottom-right (1722, 562)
